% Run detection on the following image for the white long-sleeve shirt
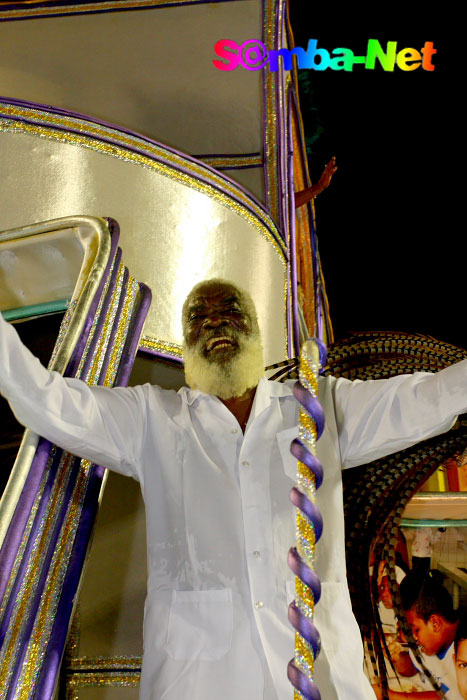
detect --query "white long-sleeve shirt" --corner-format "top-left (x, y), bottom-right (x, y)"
top-left (1, 314), bottom-right (466, 700)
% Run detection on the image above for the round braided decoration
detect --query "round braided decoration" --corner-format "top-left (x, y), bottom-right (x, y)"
top-left (327, 331), bottom-right (467, 699)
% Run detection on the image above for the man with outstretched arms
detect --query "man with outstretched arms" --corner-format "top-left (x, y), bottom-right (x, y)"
top-left (0, 278), bottom-right (466, 700)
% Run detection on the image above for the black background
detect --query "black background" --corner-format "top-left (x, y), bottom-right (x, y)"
top-left (289, 7), bottom-right (464, 349)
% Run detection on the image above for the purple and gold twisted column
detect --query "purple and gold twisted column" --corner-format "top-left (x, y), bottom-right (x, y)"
top-left (288, 339), bottom-right (327, 700)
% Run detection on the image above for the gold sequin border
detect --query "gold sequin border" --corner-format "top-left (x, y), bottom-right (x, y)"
top-left (0, 105), bottom-right (286, 261)
top-left (200, 154), bottom-right (263, 169)
top-left (67, 671), bottom-right (140, 688)
top-left (263, 0), bottom-right (280, 225)
top-left (139, 335), bottom-right (182, 359)
top-left (68, 656), bottom-right (142, 670)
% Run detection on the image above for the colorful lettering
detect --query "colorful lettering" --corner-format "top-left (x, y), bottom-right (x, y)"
top-left (365, 39), bottom-right (398, 72)
top-left (421, 42), bottom-right (437, 71)
top-left (213, 39), bottom-right (241, 71)
top-left (396, 47), bottom-right (422, 71)
top-left (213, 38), bottom-right (437, 73)
top-left (330, 48), bottom-right (355, 72)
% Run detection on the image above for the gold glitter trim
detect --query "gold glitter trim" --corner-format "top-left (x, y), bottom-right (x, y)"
top-left (76, 254), bottom-right (118, 379)
top-left (0, 453), bottom-right (77, 696)
top-left (298, 461), bottom-right (316, 490)
top-left (105, 277), bottom-right (139, 386)
top-left (0, 0), bottom-right (213, 20)
top-left (296, 579), bottom-right (315, 615)
top-left (0, 105), bottom-right (286, 261)
top-left (67, 672), bottom-right (140, 688)
top-left (295, 632), bottom-right (315, 675)
top-left (0, 447), bottom-right (57, 626)
top-left (68, 656), bottom-right (142, 670)
top-left (16, 461), bottom-right (92, 699)
top-left (298, 409), bottom-right (318, 440)
top-left (85, 262), bottom-right (126, 385)
top-left (263, 0), bottom-right (279, 224)
top-left (297, 511), bottom-right (316, 549)
top-left (200, 154), bottom-right (263, 169)
top-left (139, 335), bottom-right (182, 358)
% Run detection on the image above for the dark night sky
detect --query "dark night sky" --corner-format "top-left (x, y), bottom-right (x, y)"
top-left (289, 8), bottom-right (464, 350)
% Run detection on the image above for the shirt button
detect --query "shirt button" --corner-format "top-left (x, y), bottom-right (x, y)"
top-left (242, 460), bottom-right (250, 467)
top-left (254, 601), bottom-right (264, 610)
top-left (231, 428), bottom-right (238, 434)
top-left (252, 551), bottom-right (261, 558)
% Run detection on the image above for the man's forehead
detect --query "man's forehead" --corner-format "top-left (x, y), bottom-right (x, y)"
top-left (187, 283), bottom-right (241, 308)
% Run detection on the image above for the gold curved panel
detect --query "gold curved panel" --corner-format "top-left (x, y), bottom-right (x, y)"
top-left (0, 118), bottom-right (289, 364)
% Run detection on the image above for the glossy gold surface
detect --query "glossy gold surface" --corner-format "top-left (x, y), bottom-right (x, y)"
top-left (0, 120), bottom-right (288, 364)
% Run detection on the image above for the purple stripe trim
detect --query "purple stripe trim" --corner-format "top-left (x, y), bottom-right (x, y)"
top-left (0, 98), bottom-right (286, 254)
top-left (276, 1), bottom-right (287, 235)
top-left (34, 288), bottom-right (152, 695)
top-left (292, 383), bottom-right (325, 437)
top-left (116, 283), bottom-right (152, 387)
top-left (287, 547), bottom-right (321, 602)
top-left (261, 0), bottom-right (271, 214)
top-left (0, 447), bottom-right (77, 644)
top-left (78, 248), bottom-right (122, 381)
top-left (0, 0), bottom-right (231, 23)
top-left (290, 487), bottom-right (323, 541)
top-left (287, 661), bottom-right (321, 700)
top-left (195, 151), bottom-right (262, 159)
top-left (32, 463), bottom-right (105, 699)
top-left (288, 601), bottom-right (321, 657)
top-left (0, 221), bottom-right (118, 612)
top-left (65, 219), bottom-right (120, 378)
top-left (288, 92), bottom-right (301, 356)
top-left (0, 439), bottom-right (53, 606)
top-left (290, 439), bottom-right (323, 488)
top-left (215, 163), bottom-right (263, 171)
top-left (96, 262), bottom-right (128, 383)
top-left (3, 455), bottom-right (83, 694)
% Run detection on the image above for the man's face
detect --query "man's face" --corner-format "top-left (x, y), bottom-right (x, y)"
top-left (182, 280), bottom-right (264, 400)
top-left (378, 576), bottom-right (393, 609)
top-left (454, 639), bottom-right (467, 700)
top-left (406, 610), bottom-right (442, 656)
top-left (183, 282), bottom-right (251, 363)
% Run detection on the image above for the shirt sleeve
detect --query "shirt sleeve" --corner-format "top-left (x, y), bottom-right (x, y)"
top-left (330, 359), bottom-right (467, 469)
top-left (0, 312), bottom-right (146, 479)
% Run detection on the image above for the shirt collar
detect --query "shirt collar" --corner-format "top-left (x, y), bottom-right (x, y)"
top-left (182, 376), bottom-right (294, 408)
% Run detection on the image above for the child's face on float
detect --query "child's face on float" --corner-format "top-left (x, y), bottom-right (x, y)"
top-left (454, 639), bottom-right (467, 700)
top-left (406, 610), bottom-right (442, 656)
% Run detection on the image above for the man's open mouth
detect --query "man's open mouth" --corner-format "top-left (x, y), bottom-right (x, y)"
top-left (205, 336), bottom-right (237, 352)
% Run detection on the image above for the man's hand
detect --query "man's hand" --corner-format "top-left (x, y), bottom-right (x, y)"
top-left (294, 156), bottom-right (337, 208)
top-left (316, 156), bottom-right (338, 192)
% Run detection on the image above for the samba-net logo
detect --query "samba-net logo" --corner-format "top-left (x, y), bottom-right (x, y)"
top-left (213, 38), bottom-right (437, 73)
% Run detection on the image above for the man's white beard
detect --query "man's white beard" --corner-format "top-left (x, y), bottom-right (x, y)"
top-left (183, 332), bottom-right (264, 399)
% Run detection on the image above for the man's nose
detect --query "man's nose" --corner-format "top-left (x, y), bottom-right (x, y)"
top-left (205, 314), bottom-right (228, 328)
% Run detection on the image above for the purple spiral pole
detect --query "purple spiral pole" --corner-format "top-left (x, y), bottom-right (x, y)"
top-left (288, 339), bottom-right (327, 700)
